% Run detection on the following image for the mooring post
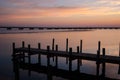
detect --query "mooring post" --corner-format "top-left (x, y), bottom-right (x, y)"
top-left (80, 40), bottom-right (83, 53)
top-left (69, 48), bottom-right (72, 72)
top-left (22, 41), bottom-right (25, 63)
top-left (66, 38), bottom-right (69, 64)
top-left (118, 43), bottom-right (120, 74)
top-left (66, 38), bottom-right (68, 52)
top-left (80, 40), bottom-right (83, 66)
top-left (77, 46), bottom-right (80, 72)
top-left (52, 38), bottom-right (55, 51)
top-left (38, 43), bottom-right (41, 65)
top-left (55, 45), bottom-right (58, 68)
top-left (98, 41), bottom-right (101, 54)
top-left (96, 50), bottom-right (100, 79)
top-left (102, 48), bottom-right (106, 79)
top-left (28, 44), bottom-right (31, 76)
top-left (52, 38), bottom-right (55, 62)
top-left (12, 43), bottom-right (15, 58)
top-left (47, 46), bottom-right (50, 67)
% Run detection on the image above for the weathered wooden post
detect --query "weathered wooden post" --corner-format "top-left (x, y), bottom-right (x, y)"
top-left (12, 42), bottom-right (16, 73)
top-left (66, 38), bottom-right (69, 64)
top-left (118, 43), bottom-right (120, 74)
top-left (47, 46), bottom-right (50, 67)
top-left (12, 43), bottom-right (15, 58)
top-left (80, 40), bottom-right (83, 65)
top-left (98, 41), bottom-right (101, 54)
top-left (22, 41), bottom-right (25, 48)
top-left (46, 45), bottom-right (53, 80)
top-left (96, 50), bottom-right (100, 79)
top-left (66, 38), bottom-right (68, 52)
top-left (38, 43), bottom-right (41, 65)
top-left (55, 45), bottom-right (58, 68)
top-left (80, 40), bottom-right (83, 53)
top-left (52, 38), bottom-right (55, 62)
top-left (52, 38), bottom-right (55, 51)
top-left (77, 46), bottom-right (80, 72)
top-left (69, 48), bottom-right (72, 72)
top-left (102, 48), bottom-right (106, 79)
top-left (22, 41), bottom-right (25, 63)
top-left (28, 44), bottom-right (31, 76)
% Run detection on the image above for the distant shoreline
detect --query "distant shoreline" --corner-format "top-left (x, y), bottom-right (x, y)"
top-left (0, 29), bottom-right (93, 34)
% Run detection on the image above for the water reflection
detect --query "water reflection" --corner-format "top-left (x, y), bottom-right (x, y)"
top-left (0, 30), bottom-right (120, 80)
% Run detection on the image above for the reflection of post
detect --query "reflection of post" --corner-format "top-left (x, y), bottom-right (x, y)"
top-left (102, 48), bottom-right (106, 79)
top-left (13, 61), bottom-right (19, 80)
top-left (12, 56), bottom-right (20, 80)
top-left (118, 43), bottom-right (120, 74)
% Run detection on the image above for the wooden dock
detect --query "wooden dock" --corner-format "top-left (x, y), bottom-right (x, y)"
top-left (12, 40), bottom-right (120, 80)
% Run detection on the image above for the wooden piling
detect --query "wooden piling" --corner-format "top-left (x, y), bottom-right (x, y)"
top-left (38, 43), bottom-right (41, 65)
top-left (55, 45), bottom-right (58, 68)
top-left (12, 43), bottom-right (15, 57)
top-left (80, 40), bottom-right (83, 53)
top-left (69, 48), bottom-right (72, 72)
top-left (22, 41), bottom-right (25, 48)
top-left (28, 44), bottom-right (31, 76)
top-left (98, 41), bottom-right (101, 53)
top-left (52, 38), bottom-right (55, 51)
top-left (47, 46), bottom-right (50, 67)
top-left (102, 48), bottom-right (106, 79)
top-left (118, 43), bottom-right (120, 74)
top-left (52, 39), bottom-right (55, 62)
top-left (96, 50), bottom-right (100, 79)
top-left (77, 46), bottom-right (80, 72)
top-left (22, 41), bottom-right (25, 63)
top-left (66, 38), bottom-right (68, 52)
top-left (80, 40), bottom-right (83, 66)
top-left (66, 38), bottom-right (69, 64)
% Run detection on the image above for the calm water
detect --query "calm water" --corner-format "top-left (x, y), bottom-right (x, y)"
top-left (0, 29), bottom-right (120, 80)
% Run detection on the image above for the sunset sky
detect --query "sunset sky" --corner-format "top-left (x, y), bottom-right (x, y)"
top-left (0, 0), bottom-right (120, 27)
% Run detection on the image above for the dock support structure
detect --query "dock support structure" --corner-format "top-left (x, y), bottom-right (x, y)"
top-left (80, 40), bottom-right (83, 66)
top-left (69, 48), bottom-right (72, 72)
top-left (101, 48), bottom-right (106, 79)
top-left (47, 46), bottom-right (52, 80)
top-left (66, 38), bottom-right (69, 64)
top-left (77, 46), bottom-right (80, 72)
top-left (28, 44), bottom-right (31, 76)
top-left (96, 50), bottom-right (100, 80)
top-left (22, 41), bottom-right (25, 63)
top-left (38, 43), bottom-right (41, 65)
top-left (55, 45), bottom-right (58, 68)
top-left (52, 38), bottom-right (55, 62)
top-left (118, 43), bottom-right (120, 74)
